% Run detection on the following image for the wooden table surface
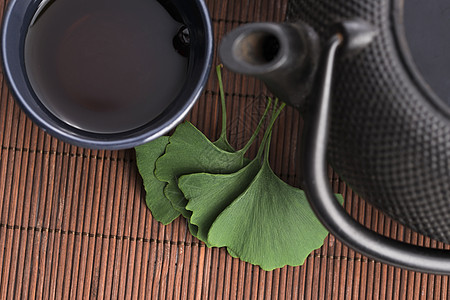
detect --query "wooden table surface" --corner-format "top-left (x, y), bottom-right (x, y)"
top-left (1, 0), bottom-right (449, 299)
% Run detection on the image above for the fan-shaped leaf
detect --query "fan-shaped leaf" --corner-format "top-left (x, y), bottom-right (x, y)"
top-left (179, 158), bottom-right (261, 244)
top-left (135, 136), bottom-right (179, 225)
top-left (155, 96), bottom-right (271, 219)
top-left (208, 159), bottom-right (344, 271)
top-left (155, 122), bottom-right (249, 218)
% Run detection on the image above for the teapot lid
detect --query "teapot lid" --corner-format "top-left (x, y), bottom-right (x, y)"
top-left (398, 0), bottom-right (450, 110)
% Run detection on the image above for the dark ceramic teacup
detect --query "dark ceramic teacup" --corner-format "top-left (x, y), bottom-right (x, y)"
top-left (1, 0), bottom-right (213, 149)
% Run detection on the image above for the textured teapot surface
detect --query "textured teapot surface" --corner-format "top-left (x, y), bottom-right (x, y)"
top-left (288, 0), bottom-right (450, 243)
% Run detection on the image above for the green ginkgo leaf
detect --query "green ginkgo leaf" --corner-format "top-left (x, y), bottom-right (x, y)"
top-left (155, 65), bottom-right (271, 220)
top-left (155, 98), bottom-right (272, 219)
top-left (207, 135), bottom-right (344, 271)
top-left (156, 122), bottom-right (250, 217)
top-left (180, 157), bottom-right (262, 244)
top-left (135, 65), bottom-right (256, 225)
top-left (134, 126), bottom-right (238, 225)
top-left (135, 136), bottom-right (179, 225)
top-left (179, 102), bottom-right (284, 244)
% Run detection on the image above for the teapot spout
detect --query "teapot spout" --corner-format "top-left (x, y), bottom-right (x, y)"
top-left (219, 22), bottom-right (320, 109)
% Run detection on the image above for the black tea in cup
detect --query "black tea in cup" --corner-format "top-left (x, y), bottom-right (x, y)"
top-left (25, 0), bottom-right (189, 133)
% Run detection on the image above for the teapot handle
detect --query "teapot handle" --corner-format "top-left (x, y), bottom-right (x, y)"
top-left (302, 33), bottom-right (450, 274)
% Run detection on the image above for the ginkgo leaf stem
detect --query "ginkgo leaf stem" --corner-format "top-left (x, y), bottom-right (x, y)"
top-left (255, 100), bottom-right (286, 160)
top-left (238, 98), bottom-right (273, 155)
top-left (216, 65), bottom-right (228, 141)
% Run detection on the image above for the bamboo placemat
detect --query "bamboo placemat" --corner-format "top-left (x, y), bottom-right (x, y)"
top-left (1, 0), bottom-right (450, 299)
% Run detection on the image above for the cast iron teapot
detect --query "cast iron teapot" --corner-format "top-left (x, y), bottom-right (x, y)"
top-left (220, 0), bottom-right (450, 274)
